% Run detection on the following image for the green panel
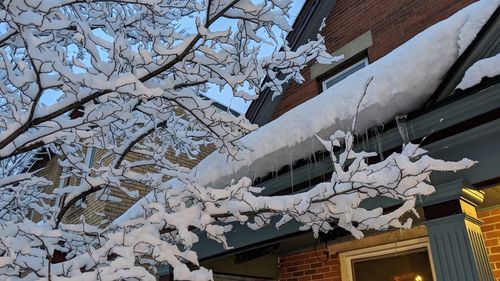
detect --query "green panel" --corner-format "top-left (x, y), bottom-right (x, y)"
top-left (425, 117), bottom-right (500, 185)
top-left (201, 254), bottom-right (278, 279)
top-left (197, 84), bottom-right (500, 261)
top-left (425, 214), bottom-right (494, 281)
top-left (194, 218), bottom-right (303, 260)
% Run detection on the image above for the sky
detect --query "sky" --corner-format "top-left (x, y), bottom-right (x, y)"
top-left (39, 1), bottom-right (306, 113)
top-left (202, 0), bottom-right (306, 113)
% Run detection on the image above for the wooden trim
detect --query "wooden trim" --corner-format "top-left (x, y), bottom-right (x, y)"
top-left (338, 237), bottom-right (436, 281)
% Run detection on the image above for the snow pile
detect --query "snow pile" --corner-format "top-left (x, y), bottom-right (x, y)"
top-left (456, 53), bottom-right (500, 90)
top-left (116, 0), bottom-right (499, 224)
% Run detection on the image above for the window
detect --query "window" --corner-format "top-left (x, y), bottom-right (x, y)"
top-left (75, 147), bottom-right (95, 207)
top-left (84, 147), bottom-right (96, 168)
top-left (322, 58), bottom-right (368, 91)
top-left (353, 249), bottom-right (432, 281)
top-left (54, 166), bottom-right (68, 208)
top-left (339, 238), bottom-right (436, 281)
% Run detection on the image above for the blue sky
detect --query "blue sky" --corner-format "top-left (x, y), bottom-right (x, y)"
top-left (39, 1), bottom-right (306, 113)
top-left (203, 0), bottom-right (306, 113)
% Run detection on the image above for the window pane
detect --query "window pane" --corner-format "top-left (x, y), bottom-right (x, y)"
top-left (323, 59), bottom-right (367, 90)
top-left (353, 249), bottom-right (433, 281)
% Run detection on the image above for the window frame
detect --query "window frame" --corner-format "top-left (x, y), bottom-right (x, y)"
top-left (339, 237), bottom-right (437, 281)
top-left (75, 147), bottom-right (95, 207)
top-left (54, 166), bottom-right (68, 208)
top-left (321, 58), bottom-right (369, 91)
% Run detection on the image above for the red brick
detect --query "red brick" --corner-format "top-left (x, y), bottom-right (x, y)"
top-left (278, 248), bottom-right (341, 280)
top-left (311, 274), bottom-right (325, 279)
top-left (287, 267), bottom-right (298, 272)
top-left (273, 2), bottom-right (498, 280)
top-left (293, 271), bottom-right (304, 277)
top-left (487, 231), bottom-right (500, 240)
top-left (272, 0), bottom-right (477, 120)
top-left (484, 224), bottom-right (497, 233)
top-left (486, 239), bottom-right (500, 247)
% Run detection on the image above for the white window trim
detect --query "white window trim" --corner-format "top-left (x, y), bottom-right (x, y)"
top-left (339, 237), bottom-right (437, 281)
top-left (54, 166), bottom-right (68, 208)
top-left (311, 31), bottom-right (372, 80)
top-left (75, 147), bottom-right (95, 207)
top-left (84, 147), bottom-right (95, 167)
top-left (321, 58), bottom-right (369, 91)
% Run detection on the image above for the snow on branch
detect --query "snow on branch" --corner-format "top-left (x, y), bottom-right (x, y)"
top-left (0, 0), bottom-right (338, 279)
top-left (0, 0), bottom-right (490, 280)
top-left (0, 129), bottom-right (474, 280)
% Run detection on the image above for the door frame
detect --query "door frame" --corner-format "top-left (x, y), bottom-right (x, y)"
top-left (339, 237), bottom-right (437, 281)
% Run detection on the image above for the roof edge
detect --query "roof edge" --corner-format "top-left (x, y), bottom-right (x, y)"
top-left (246, 0), bottom-right (337, 125)
top-left (426, 4), bottom-right (500, 105)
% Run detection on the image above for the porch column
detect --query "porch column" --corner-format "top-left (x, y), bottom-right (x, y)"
top-left (423, 179), bottom-right (493, 281)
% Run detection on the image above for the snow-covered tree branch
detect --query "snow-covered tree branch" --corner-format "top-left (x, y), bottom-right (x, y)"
top-left (0, 0), bottom-right (476, 280)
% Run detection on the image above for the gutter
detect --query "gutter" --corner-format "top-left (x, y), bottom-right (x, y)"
top-left (195, 80), bottom-right (500, 260)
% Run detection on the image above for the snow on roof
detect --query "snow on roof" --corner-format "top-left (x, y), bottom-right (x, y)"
top-left (115, 0), bottom-right (499, 224)
top-left (456, 53), bottom-right (500, 90)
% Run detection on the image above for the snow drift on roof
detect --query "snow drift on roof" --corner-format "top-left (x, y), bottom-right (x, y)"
top-left (456, 53), bottom-right (500, 90)
top-left (115, 0), bottom-right (499, 224)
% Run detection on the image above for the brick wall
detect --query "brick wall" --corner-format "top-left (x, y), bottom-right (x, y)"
top-left (272, 0), bottom-right (476, 119)
top-left (478, 207), bottom-right (500, 281)
top-left (278, 250), bottom-right (341, 281)
top-left (30, 155), bottom-right (63, 222)
top-left (63, 144), bottom-right (215, 224)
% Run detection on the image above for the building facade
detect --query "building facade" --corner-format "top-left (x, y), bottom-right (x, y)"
top-left (189, 1), bottom-right (500, 281)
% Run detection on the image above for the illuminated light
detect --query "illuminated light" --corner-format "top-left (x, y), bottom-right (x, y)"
top-left (415, 276), bottom-right (423, 281)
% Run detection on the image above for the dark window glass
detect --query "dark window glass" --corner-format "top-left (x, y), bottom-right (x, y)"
top-left (352, 249), bottom-right (433, 281)
top-left (322, 59), bottom-right (368, 90)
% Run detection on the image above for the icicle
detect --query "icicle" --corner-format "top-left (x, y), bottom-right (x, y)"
top-left (395, 115), bottom-right (409, 144)
top-left (311, 138), bottom-right (319, 169)
top-left (307, 156), bottom-right (312, 188)
top-left (289, 155), bottom-right (294, 193)
top-left (373, 124), bottom-right (384, 161)
top-left (360, 127), bottom-right (368, 152)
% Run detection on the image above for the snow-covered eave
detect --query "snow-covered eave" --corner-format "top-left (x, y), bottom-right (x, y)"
top-left (456, 53), bottom-right (500, 91)
top-left (115, 0), bottom-right (500, 225)
top-left (426, 5), bottom-right (500, 103)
